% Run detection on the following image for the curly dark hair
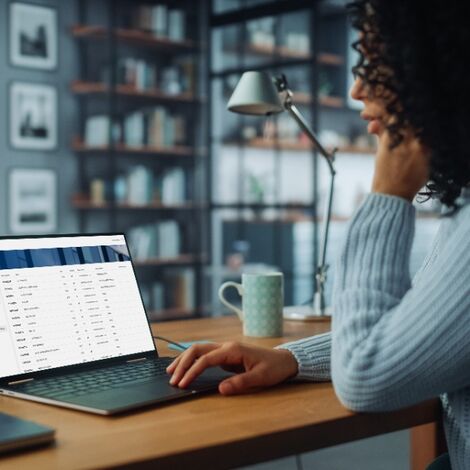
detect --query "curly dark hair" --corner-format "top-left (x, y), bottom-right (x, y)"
top-left (347, 0), bottom-right (470, 207)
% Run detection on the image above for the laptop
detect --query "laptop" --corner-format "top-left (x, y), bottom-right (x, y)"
top-left (0, 233), bottom-right (229, 415)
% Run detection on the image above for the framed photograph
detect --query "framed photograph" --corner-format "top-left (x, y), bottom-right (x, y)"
top-left (10, 82), bottom-right (58, 150)
top-left (9, 168), bottom-right (57, 234)
top-left (9, 2), bottom-right (58, 70)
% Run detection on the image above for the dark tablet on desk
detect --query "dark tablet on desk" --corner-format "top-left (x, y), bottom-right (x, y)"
top-left (0, 412), bottom-right (55, 454)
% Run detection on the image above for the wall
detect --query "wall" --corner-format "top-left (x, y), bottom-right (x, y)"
top-left (0, 0), bottom-right (79, 235)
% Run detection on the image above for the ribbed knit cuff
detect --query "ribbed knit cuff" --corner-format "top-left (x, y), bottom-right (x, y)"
top-left (276, 332), bottom-right (331, 382)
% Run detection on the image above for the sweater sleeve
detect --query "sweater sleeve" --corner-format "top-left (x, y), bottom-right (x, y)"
top-left (332, 193), bottom-right (470, 412)
top-left (276, 332), bottom-right (331, 381)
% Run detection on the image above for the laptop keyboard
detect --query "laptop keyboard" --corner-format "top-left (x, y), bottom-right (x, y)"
top-left (12, 357), bottom-right (174, 400)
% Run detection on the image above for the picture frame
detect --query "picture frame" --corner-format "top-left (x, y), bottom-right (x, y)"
top-left (9, 2), bottom-right (58, 70)
top-left (9, 168), bottom-right (57, 234)
top-left (10, 82), bottom-right (58, 151)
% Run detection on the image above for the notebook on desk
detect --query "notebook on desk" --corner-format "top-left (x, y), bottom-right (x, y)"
top-left (0, 234), bottom-right (229, 415)
top-left (0, 412), bottom-right (55, 454)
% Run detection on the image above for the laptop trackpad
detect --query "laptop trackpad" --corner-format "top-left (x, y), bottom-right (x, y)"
top-left (62, 380), bottom-right (194, 413)
top-left (189, 367), bottom-right (233, 391)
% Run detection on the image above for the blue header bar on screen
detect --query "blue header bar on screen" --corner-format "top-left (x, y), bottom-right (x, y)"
top-left (0, 245), bottom-right (130, 270)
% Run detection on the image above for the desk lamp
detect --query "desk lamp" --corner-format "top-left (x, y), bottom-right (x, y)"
top-left (227, 71), bottom-right (336, 319)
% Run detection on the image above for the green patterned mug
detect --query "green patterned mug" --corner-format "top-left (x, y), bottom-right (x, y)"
top-left (218, 272), bottom-right (284, 337)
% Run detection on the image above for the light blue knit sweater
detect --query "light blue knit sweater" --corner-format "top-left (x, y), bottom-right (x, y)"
top-left (279, 191), bottom-right (470, 470)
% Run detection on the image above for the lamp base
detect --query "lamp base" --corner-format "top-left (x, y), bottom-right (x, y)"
top-left (283, 305), bottom-right (332, 322)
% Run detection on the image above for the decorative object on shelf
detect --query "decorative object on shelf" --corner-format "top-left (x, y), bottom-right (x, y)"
top-left (285, 32), bottom-right (310, 55)
top-left (227, 71), bottom-right (337, 319)
top-left (10, 82), bottom-right (57, 150)
top-left (246, 172), bottom-right (268, 219)
top-left (247, 17), bottom-right (275, 50)
top-left (90, 178), bottom-right (106, 206)
top-left (318, 129), bottom-right (349, 149)
top-left (226, 240), bottom-right (250, 271)
top-left (9, 168), bottom-right (57, 234)
top-left (9, 2), bottom-right (58, 70)
top-left (246, 172), bottom-right (266, 204)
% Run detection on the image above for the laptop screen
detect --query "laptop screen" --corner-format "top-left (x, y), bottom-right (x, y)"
top-left (0, 234), bottom-right (155, 379)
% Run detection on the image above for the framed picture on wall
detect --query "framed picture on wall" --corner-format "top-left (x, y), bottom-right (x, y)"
top-left (10, 82), bottom-right (58, 150)
top-left (9, 2), bottom-right (58, 70)
top-left (9, 168), bottom-right (57, 234)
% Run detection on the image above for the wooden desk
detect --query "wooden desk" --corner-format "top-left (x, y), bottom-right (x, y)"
top-left (0, 317), bottom-right (440, 469)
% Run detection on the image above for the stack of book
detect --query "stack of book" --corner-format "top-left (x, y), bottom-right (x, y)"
top-left (84, 107), bottom-right (187, 148)
top-left (100, 58), bottom-right (195, 95)
top-left (88, 167), bottom-right (187, 206)
top-left (127, 221), bottom-right (181, 261)
top-left (123, 107), bottom-right (186, 148)
top-left (133, 5), bottom-right (186, 41)
top-left (117, 58), bottom-right (157, 91)
top-left (84, 115), bottom-right (121, 147)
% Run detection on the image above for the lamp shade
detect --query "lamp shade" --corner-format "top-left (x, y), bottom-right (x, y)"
top-left (227, 71), bottom-right (284, 115)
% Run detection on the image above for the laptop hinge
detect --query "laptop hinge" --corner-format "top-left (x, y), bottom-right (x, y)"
top-left (126, 357), bottom-right (147, 363)
top-left (8, 378), bottom-right (34, 385)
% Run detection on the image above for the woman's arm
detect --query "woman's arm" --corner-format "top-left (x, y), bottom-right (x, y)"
top-left (331, 193), bottom-right (470, 412)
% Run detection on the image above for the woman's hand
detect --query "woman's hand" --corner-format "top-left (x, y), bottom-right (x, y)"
top-left (372, 129), bottom-right (430, 201)
top-left (166, 342), bottom-right (299, 395)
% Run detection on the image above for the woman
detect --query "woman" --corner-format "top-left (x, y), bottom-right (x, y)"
top-left (167, 1), bottom-right (470, 468)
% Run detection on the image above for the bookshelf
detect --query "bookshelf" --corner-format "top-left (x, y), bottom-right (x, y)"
top-left (71, 80), bottom-right (199, 103)
top-left (72, 0), bottom-right (207, 321)
top-left (72, 201), bottom-right (199, 211)
top-left (223, 138), bottom-right (375, 154)
top-left (71, 25), bottom-right (198, 51)
top-left (208, 0), bottom-right (380, 311)
top-left (71, 139), bottom-right (195, 158)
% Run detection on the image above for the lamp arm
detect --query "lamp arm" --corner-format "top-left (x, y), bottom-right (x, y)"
top-left (283, 101), bottom-right (336, 174)
top-left (314, 167), bottom-right (336, 314)
top-left (277, 81), bottom-right (337, 315)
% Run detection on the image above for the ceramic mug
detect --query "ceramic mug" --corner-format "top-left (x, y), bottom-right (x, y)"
top-left (218, 272), bottom-right (283, 337)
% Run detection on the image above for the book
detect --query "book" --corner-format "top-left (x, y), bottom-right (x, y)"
top-left (127, 165), bottom-right (154, 205)
top-left (127, 221), bottom-right (181, 261)
top-left (161, 168), bottom-right (186, 204)
top-left (168, 10), bottom-right (185, 41)
top-left (151, 5), bottom-right (167, 37)
top-left (151, 282), bottom-right (164, 311)
top-left (165, 268), bottom-right (195, 309)
top-left (0, 412), bottom-right (55, 454)
top-left (124, 111), bottom-right (145, 147)
top-left (148, 106), bottom-right (166, 147)
top-left (85, 115), bottom-right (110, 146)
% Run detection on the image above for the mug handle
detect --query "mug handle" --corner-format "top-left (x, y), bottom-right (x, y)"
top-left (218, 282), bottom-right (244, 321)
